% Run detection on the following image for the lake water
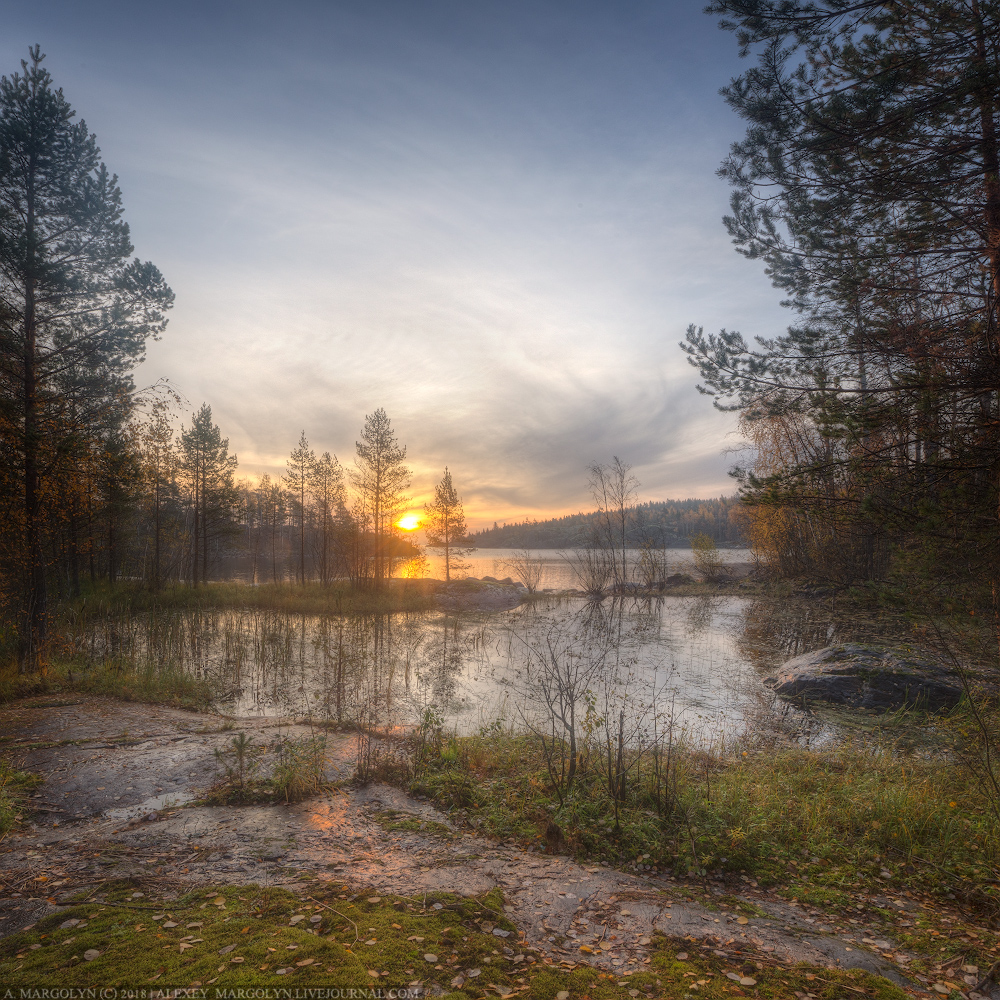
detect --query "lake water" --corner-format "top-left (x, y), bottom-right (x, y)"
top-left (394, 547), bottom-right (753, 589)
top-left (81, 587), bottom-right (879, 746)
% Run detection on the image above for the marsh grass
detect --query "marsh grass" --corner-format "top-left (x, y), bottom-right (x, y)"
top-left (205, 731), bottom-right (330, 805)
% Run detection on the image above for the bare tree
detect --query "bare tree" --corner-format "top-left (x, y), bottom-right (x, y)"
top-left (496, 548), bottom-right (544, 592)
top-left (588, 457), bottom-right (639, 590)
top-left (506, 628), bottom-right (607, 805)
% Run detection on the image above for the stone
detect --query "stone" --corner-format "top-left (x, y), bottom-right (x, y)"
top-left (765, 643), bottom-right (963, 711)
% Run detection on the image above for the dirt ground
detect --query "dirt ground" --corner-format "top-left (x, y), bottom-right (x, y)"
top-left (0, 695), bottom-right (991, 997)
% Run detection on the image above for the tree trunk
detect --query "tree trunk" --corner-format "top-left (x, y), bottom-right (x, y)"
top-left (21, 147), bottom-right (46, 672)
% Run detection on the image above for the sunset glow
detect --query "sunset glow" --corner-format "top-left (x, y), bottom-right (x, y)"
top-left (397, 514), bottom-right (420, 531)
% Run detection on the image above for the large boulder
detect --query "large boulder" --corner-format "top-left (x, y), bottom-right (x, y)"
top-left (764, 643), bottom-right (963, 712)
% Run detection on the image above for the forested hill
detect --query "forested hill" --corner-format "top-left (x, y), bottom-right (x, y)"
top-left (468, 498), bottom-right (745, 549)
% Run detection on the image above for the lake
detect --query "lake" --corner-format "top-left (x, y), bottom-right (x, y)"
top-left (80, 586), bottom-right (884, 746)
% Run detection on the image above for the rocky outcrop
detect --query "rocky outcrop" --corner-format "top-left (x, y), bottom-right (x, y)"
top-left (764, 643), bottom-right (963, 712)
top-left (434, 579), bottom-right (525, 612)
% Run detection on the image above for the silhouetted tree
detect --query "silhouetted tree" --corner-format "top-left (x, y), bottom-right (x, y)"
top-left (423, 467), bottom-right (470, 582)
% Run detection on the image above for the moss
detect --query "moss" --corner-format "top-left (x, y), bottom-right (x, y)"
top-left (373, 809), bottom-right (455, 838)
top-left (0, 882), bottom-right (520, 989)
top-left (0, 882), bottom-right (915, 997)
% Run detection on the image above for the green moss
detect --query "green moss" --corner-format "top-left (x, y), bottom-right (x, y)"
top-left (373, 809), bottom-right (455, 838)
top-left (0, 882), bottom-right (916, 997)
top-left (0, 882), bottom-right (520, 989)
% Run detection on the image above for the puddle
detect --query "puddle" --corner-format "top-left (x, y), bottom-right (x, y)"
top-left (103, 791), bottom-right (196, 822)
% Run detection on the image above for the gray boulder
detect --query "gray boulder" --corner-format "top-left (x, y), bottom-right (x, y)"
top-left (764, 643), bottom-right (963, 712)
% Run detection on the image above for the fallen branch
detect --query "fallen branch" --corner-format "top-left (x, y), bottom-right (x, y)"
top-left (307, 895), bottom-right (360, 944)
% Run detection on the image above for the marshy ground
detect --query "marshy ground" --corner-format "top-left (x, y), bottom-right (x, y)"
top-left (0, 695), bottom-right (995, 998)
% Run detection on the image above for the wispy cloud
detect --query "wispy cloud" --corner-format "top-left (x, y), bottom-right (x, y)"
top-left (1, 0), bottom-right (787, 525)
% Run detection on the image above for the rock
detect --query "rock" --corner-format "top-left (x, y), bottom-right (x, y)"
top-left (766, 644), bottom-right (962, 711)
top-left (435, 580), bottom-right (524, 612)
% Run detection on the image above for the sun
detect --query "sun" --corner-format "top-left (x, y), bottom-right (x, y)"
top-left (397, 514), bottom-right (420, 531)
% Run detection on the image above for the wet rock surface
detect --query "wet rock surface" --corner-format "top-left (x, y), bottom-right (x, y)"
top-left (0, 695), bottom-right (956, 993)
top-left (766, 643), bottom-right (963, 711)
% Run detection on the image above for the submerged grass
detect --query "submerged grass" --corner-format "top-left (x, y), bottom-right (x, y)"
top-left (0, 880), bottom-right (909, 998)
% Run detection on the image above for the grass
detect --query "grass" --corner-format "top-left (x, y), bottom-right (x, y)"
top-left (400, 730), bottom-right (1000, 919)
top-left (0, 880), bottom-right (911, 997)
top-left (0, 758), bottom-right (42, 835)
top-left (67, 577), bottom-right (442, 616)
top-left (0, 657), bottom-right (216, 710)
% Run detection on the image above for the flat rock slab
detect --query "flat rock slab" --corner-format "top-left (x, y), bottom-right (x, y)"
top-left (0, 696), bottom-right (927, 991)
top-left (766, 643), bottom-right (962, 711)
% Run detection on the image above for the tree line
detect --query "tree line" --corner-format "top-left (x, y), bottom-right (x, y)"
top-left (469, 496), bottom-right (745, 549)
top-left (684, 0), bottom-right (1000, 593)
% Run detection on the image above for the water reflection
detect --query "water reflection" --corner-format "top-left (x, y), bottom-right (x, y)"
top-left (79, 594), bottom-right (916, 739)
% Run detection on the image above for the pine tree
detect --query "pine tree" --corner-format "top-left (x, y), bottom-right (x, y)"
top-left (179, 404), bottom-right (238, 586)
top-left (0, 47), bottom-right (172, 665)
top-left (423, 467), bottom-right (470, 582)
top-left (310, 451), bottom-right (346, 586)
top-left (139, 399), bottom-right (178, 591)
top-left (284, 431), bottom-right (315, 585)
top-left (350, 408), bottom-right (410, 588)
top-left (684, 0), bottom-right (1000, 583)
top-left (257, 474), bottom-right (285, 584)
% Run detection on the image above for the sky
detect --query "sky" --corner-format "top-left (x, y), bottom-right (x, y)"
top-left (0, 0), bottom-right (788, 528)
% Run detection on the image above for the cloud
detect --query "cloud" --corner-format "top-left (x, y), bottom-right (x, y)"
top-left (1, 1), bottom-right (788, 527)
